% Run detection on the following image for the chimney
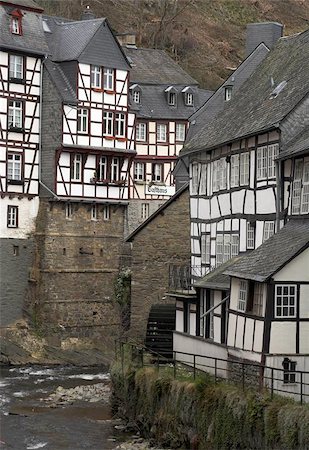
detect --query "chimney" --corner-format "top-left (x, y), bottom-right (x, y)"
top-left (81, 5), bottom-right (96, 21)
top-left (245, 22), bottom-right (283, 57)
top-left (116, 33), bottom-right (136, 47)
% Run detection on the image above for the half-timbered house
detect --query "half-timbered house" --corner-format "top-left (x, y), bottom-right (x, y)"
top-left (0, 0), bottom-right (48, 326)
top-left (172, 28), bottom-right (309, 372)
top-left (122, 44), bottom-right (212, 234)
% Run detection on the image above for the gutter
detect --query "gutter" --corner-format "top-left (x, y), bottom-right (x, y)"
top-left (38, 56), bottom-right (60, 200)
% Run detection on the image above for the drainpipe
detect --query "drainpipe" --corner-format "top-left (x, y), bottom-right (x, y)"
top-left (275, 159), bottom-right (281, 231)
top-left (38, 55), bottom-right (60, 200)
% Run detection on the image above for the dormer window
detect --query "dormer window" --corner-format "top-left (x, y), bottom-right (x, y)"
top-left (133, 90), bottom-right (140, 104)
top-left (224, 86), bottom-right (233, 102)
top-left (10, 10), bottom-right (23, 35)
top-left (185, 92), bottom-right (194, 106)
top-left (165, 86), bottom-right (177, 106)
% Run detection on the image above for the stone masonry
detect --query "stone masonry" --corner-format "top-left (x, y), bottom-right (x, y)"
top-left (127, 187), bottom-right (190, 339)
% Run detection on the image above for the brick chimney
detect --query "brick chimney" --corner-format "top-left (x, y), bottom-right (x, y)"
top-left (246, 22), bottom-right (283, 57)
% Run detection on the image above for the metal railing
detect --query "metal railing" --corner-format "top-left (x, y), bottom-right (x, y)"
top-left (168, 264), bottom-right (212, 293)
top-left (117, 340), bottom-right (309, 404)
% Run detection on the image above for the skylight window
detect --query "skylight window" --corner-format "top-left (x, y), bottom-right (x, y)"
top-left (270, 81), bottom-right (287, 99)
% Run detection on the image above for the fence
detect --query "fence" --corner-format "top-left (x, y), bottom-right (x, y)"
top-left (168, 265), bottom-right (211, 293)
top-left (117, 340), bottom-right (309, 404)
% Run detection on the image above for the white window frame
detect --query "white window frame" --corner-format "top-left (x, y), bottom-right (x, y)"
top-left (156, 124), bottom-right (167, 143)
top-left (103, 111), bottom-right (113, 136)
top-left (231, 234), bottom-right (239, 257)
top-left (9, 54), bottom-right (23, 79)
top-left (199, 163), bottom-right (207, 195)
top-left (71, 154), bottom-right (82, 181)
top-left (152, 163), bottom-right (163, 182)
top-left (134, 162), bottom-right (145, 181)
top-left (191, 162), bottom-right (199, 195)
top-left (8, 153), bottom-right (22, 181)
top-left (240, 152), bottom-right (249, 185)
top-left (238, 280), bottom-right (248, 312)
top-left (175, 123), bottom-right (185, 141)
top-left (201, 234), bottom-right (210, 265)
top-left (11, 17), bottom-right (21, 35)
top-left (103, 68), bottom-right (114, 91)
top-left (224, 86), bottom-right (232, 101)
top-left (8, 100), bottom-right (22, 128)
top-left (91, 65), bottom-right (102, 88)
top-left (216, 235), bottom-right (223, 266)
top-left (283, 358), bottom-right (297, 384)
top-left (133, 90), bottom-right (140, 104)
top-left (7, 205), bottom-right (18, 228)
top-left (136, 123), bottom-right (146, 141)
top-left (91, 204), bottom-right (98, 221)
top-left (185, 92), bottom-right (193, 106)
top-left (253, 282), bottom-right (264, 316)
top-left (141, 203), bottom-right (149, 219)
top-left (115, 113), bottom-right (125, 138)
top-left (257, 144), bottom-right (279, 180)
top-left (111, 157), bottom-right (119, 182)
top-left (246, 222), bottom-right (255, 249)
top-left (230, 154), bottom-right (239, 188)
top-left (301, 161), bottom-right (309, 214)
top-left (97, 156), bottom-right (107, 181)
top-left (275, 285), bottom-right (297, 318)
top-left (263, 221), bottom-right (275, 242)
top-left (292, 160), bottom-right (303, 214)
top-left (77, 108), bottom-right (88, 134)
top-left (168, 91), bottom-right (176, 106)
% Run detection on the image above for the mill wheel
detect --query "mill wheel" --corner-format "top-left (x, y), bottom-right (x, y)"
top-left (145, 303), bottom-right (176, 360)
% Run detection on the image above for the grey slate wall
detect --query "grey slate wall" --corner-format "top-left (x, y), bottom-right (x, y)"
top-left (41, 68), bottom-right (63, 195)
top-left (0, 238), bottom-right (34, 327)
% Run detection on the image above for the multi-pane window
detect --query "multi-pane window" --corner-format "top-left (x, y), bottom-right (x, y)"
top-left (301, 161), bottom-right (309, 214)
top-left (240, 153), bottom-right (250, 185)
top-left (77, 109), bottom-right (88, 134)
top-left (7, 205), bottom-right (18, 228)
top-left (133, 90), bottom-right (140, 103)
top-left (230, 154), bottom-right (239, 187)
top-left (275, 285), bottom-right (297, 318)
top-left (134, 162), bottom-right (145, 181)
top-left (185, 92), bottom-right (193, 105)
top-left (9, 54), bottom-right (23, 79)
top-left (191, 163), bottom-right (199, 195)
top-left (71, 154), bottom-right (82, 181)
top-left (136, 123), bottom-right (146, 141)
top-left (91, 204), bottom-right (98, 220)
top-left (91, 65), bottom-right (101, 88)
top-left (231, 235), bottom-right (239, 257)
top-left (200, 291), bottom-right (214, 339)
top-left (199, 163), bottom-right (207, 195)
top-left (141, 203), bottom-right (149, 219)
top-left (176, 123), bottom-right (186, 141)
top-left (11, 17), bottom-right (21, 35)
top-left (115, 113), bottom-right (125, 137)
top-left (213, 158), bottom-right (227, 191)
top-left (216, 235), bottom-right (223, 266)
top-left (263, 221), bottom-right (275, 242)
top-left (247, 222), bottom-right (255, 249)
top-left (253, 282), bottom-right (264, 316)
top-left (238, 280), bottom-right (248, 311)
top-left (103, 68), bottom-right (114, 90)
top-left (201, 234), bottom-right (210, 265)
top-left (216, 233), bottom-right (239, 265)
top-left (168, 92), bottom-right (176, 106)
top-left (292, 160), bottom-right (303, 214)
top-left (223, 234), bottom-right (231, 263)
top-left (282, 358), bottom-right (297, 384)
top-left (8, 153), bottom-right (22, 180)
top-left (152, 163), bottom-right (163, 182)
top-left (97, 156), bottom-right (107, 180)
top-left (103, 112), bottom-right (113, 136)
top-left (8, 100), bottom-right (22, 128)
top-left (65, 203), bottom-right (73, 219)
top-left (156, 124), bottom-right (167, 142)
top-left (257, 144), bottom-right (279, 180)
top-left (111, 157), bottom-right (119, 182)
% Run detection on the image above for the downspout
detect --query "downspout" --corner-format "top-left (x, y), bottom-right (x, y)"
top-left (38, 55), bottom-right (60, 200)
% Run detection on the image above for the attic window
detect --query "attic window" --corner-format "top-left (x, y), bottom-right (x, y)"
top-left (11, 15), bottom-right (22, 35)
top-left (224, 86), bottom-right (233, 102)
top-left (185, 92), bottom-right (194, 106)
top-left (168, 92), bottom-right (176, 106)
top-left (270, 81), bottom-right (287, 99)
top-left (133, 90), bottom-right (140, 104)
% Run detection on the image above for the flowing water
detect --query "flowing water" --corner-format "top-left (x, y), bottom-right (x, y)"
top-left (0, 365), bottom-right (125, 449)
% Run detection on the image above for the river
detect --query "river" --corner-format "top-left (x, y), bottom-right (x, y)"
top-left (0, 364), bottom-right (127, 449)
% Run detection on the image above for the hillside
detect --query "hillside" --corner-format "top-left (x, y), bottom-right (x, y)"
top-left (37, 0), bottom-right (309, 90)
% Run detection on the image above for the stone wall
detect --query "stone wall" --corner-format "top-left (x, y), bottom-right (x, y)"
top-left (0, 238), bottom-right (35, 327)
top-left (128, 187), bottom-right (190, 339)
top-left (30, 199), bottom-right (127, 342)
top-left (125, 199), bottom-right (164, 237)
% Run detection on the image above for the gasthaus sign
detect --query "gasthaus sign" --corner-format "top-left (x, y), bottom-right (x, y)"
top-left (145, 184), bottom-right (176, 196)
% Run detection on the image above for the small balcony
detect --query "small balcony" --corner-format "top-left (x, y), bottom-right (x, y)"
top-left (168, 264), bottom-right (208, 294)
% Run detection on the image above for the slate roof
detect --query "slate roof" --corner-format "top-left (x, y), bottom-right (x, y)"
top-left (131, 84), bottom-right (212, 120)
top-left (0, 0), bottom-right (43, 10)
top-left (44, 59), bottom-right (77, 104)
top-left (182, 29), bottom-right (309, 155)
top-left (124, 46), bottom-right (198, 85)
top-left (194, 256), bottom-right (243, 290)
top-left (278, 126), bottom-right (309, 161)
top-left (225, 219), bottom-right (309, 282)
top-left (186, 43), bottom-right (269, 142)
top-left (43, 16), bottom-right (130, 70)
top-left (0, 3), bottom-right (49, 55)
